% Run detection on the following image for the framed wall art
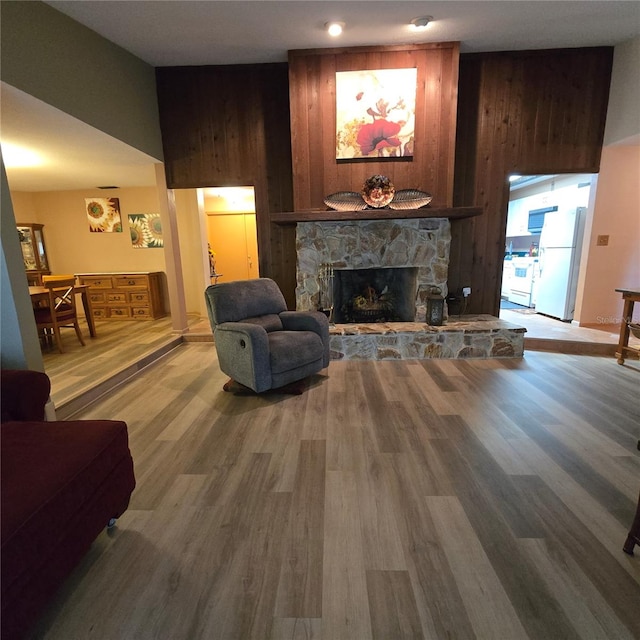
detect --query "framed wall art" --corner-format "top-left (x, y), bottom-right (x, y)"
top-left (335, 67), bottom-right (417, 160)
top-left (85, 197), bottom-right (122, 232)
top-left (128, 213), bottom-right (163, 248)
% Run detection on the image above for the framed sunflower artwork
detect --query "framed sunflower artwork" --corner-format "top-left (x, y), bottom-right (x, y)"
top-left (128, 213), bottom-right (163, 249)
top-left (335, 68), bottom-right (417, 160)
top-left (85, 197), bottom-right (122, 232)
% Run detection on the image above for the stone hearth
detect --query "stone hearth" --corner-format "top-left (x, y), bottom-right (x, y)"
top-left (329, 316), bottom-right (526, 360)
top-left (293, 214), bottom-right (526, 361)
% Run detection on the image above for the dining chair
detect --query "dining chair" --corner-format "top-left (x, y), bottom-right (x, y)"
top-left (33, 277), bottom-right (85, 353)
top-left (41, 274), bottom-right (76, 285)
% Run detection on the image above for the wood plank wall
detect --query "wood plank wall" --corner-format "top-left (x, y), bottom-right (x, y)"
top-left (288, 43), bottom-right (460, 209)
top-left (451, 47), bottom-right (614, 315)
top-left (155, 63), bottom-right (298, 306)
top-left (156, 47), bottom-right (613, 313)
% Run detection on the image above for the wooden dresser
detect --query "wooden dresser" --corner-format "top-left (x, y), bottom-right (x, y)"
top-left (76, 272), bottom-right (166, 321)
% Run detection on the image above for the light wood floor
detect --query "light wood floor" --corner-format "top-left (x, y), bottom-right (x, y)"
top-left (42, 316), bottom-right (194, 415)
top-left (43, 310), bottom-right (638, 417)
top-left (29, 345), bottom-right (640, 639)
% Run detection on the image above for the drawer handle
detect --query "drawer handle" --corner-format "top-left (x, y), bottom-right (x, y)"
top-left (127, 280), bottom-right (136, 286)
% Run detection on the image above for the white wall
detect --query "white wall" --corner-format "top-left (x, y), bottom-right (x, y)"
top-left (174, 189), bottom-right (210, 317)
top-left (577, 145), bottom-right (640, 325)
top-left (577, 36), bottom-right (640, 326)
top-left (603, 37), bottom-right (640, 146)
top-left (11, 188), bottom-right (166, 273)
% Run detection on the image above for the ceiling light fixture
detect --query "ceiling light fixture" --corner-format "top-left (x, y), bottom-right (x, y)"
top-left (410, 16), bottom-right (433, 29)
top-left (0, 142), bottom-right (42, 168)
top-left (325, 21), bottom-right (345, 37)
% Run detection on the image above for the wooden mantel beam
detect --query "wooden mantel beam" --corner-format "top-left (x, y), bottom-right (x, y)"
top-left (270, 206), bottom-right (482, 224)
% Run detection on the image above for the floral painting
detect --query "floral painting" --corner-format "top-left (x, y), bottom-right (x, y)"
top-left (85, 197), bottom-right (122, 232)
top-left (128, 213), bottom-right (163, 249)
top-left (336, 68), bottom-right (417, 160)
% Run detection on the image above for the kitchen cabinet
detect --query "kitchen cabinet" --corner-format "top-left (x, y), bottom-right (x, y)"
top-left (506, 200), bottom-right (527, 237)
top-left (17, 223), bottom-right (50, 284)
top-left (76, 272), bottom-right (166, 320)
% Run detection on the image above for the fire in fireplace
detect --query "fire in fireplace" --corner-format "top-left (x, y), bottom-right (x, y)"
top-left (333, 267), bottom-right (418, 323)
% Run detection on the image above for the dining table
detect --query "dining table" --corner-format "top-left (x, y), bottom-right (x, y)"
top-left (29, 284), bottom-right (97, 338)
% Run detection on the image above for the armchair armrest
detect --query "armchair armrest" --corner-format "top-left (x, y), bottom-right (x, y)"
top-left (280, 311), bottom-right (330, 367)
top-left (213, 322), bottom-right (272, 392)
top-left (0, 369), bottom-right (51, 423)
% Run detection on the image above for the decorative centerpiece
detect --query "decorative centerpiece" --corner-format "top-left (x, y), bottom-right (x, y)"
top-left (324, 175), bottom-right (432, 211)
top-left (361, 175), bottom-right (395, 208)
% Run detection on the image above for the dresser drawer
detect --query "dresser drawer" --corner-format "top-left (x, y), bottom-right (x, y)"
top-left (131, 307), bottom-right (152, 318)
top-left (89, 291), bottom-right (107, 304)
top-left (114, 275), bottom-right (149, 289)
top-left (92, 307), bottom-right (108, 319)
top-left (108, 306), bottom-right (131, 319)
top-left (80, 276), bottom-right (113, 289)
top-left (107, 292), bottom-right (128, 303)
top-left (129, 291), bottom-right (149, 304)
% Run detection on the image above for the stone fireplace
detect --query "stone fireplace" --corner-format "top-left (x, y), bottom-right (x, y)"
top-left (291, 215), bottom-right (525, 360)
top-left (295, 218), bottom-right (450, 321)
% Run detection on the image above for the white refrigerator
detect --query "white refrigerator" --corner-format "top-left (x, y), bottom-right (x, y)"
top-left (535, 207), bottom-right (586, 321)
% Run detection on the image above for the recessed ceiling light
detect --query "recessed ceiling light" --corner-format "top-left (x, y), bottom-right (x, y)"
top-left (410, 16), bottom-right (433, 29)
top-left (1, 142), bottom-right (42, 168)
top-left (325, 21), bottom-right (345, 37)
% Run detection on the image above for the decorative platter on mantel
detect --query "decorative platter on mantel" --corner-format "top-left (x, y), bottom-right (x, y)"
top-left (323, 179), bottom-right (433, 212)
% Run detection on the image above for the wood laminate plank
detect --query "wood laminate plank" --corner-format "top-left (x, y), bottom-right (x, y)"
top-left (429, 437), bottom-right (582, 639)
top-left (365, 570), bottom-right (424, 640)
top-left (300, 372), bottom-right (330, 441)
top-left (427, 496), bottom-right (529, 640)
top-left (270, 618), bottom-right (322, 640)
top-left (358, 361), bottom-right (407, 453)
top-left (408, 363), bottom-right (460, 415)
top-left (508, 437), bottom-right (640, 583)
top-left (381, 452), bottom-right (477, 639)
top-left (187, 454), bottom-right (288, 639)
top-left (505, 405), bottom-right (636, 527)
top-left (509, 362), bottom-right (640, 448)
top-left (322, 470), bottom-right (373, 640)
top-left (521, 538), bottom-right (637, 640)
top-left (514, 476), bottom-right (640, 637)
top-left (275, 440), bottom-right (326, 618)
top-left (340, 367), bottom-right (408, 571)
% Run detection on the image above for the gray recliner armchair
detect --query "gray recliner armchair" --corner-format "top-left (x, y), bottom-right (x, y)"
top-left (205, 278), bottom-right (330, 393)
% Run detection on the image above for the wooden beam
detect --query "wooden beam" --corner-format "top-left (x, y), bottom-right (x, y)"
top-left (270, 206), bottom-right (482, 224)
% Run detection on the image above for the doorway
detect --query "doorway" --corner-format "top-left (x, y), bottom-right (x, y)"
top-left (501, 173), bottom-right (595, 324)
top-left (204, 187), bottom-right (259, 283)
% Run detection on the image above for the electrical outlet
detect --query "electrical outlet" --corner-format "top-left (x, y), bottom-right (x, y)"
top-left (596, 235), bottom-right (609, 246)
top-left (462, 287), bottom-right (472, 297)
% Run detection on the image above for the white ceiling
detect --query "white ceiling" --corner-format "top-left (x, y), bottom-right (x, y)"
top-left (1, 83), bottom-right (158, 192)
top-left (1, 1), bottom-right (639, 192)
top-left (45, 1), bottom-right (640, 66)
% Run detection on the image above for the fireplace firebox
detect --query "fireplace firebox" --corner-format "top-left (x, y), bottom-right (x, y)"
top-left (333, 267), bottom-right (418, 323)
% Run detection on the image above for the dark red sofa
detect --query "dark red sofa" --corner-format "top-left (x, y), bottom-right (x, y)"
top-left (1, 369), bottom-right (136, 640)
